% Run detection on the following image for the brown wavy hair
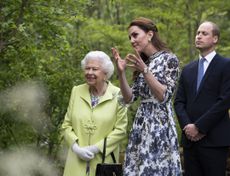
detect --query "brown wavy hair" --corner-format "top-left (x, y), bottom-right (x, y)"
top-left (128, 17), bottom-right (169, 80)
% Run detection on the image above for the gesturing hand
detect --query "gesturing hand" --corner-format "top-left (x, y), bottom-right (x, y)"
top-left (72, 142), bottom-right (94, 161)
top-left (111, 47), bottom-right (126, 73)
top-left (125, 49), bottom-right (147, 73)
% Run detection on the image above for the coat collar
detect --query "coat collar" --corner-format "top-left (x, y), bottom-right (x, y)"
top-left (79, 81), bottom-right (118, 107)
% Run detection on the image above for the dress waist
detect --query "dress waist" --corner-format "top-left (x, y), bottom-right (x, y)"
top-left (141, 98), bottom-right (158, 104)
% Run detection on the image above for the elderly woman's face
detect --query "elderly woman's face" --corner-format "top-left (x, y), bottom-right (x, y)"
top-left (84, 59), bottom-right (106, 87)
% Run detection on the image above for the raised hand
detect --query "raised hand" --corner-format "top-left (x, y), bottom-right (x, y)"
top-left (125, 49), bottom-right (146, 73)
top-left (111, 47), bottom-right (127, 73)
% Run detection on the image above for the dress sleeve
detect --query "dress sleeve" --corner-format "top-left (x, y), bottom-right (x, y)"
top-left (117, 77), bottom-right (140, 106)
top-left (130, 77), bottom-right (140, 102)
top-left (160, 53), bottom-right (179, 104)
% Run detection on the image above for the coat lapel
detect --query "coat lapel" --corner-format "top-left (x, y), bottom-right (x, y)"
top-left (188, 60), bottom-right (199, 102)
top-left (79, 84), bottom-right (91, 106)
top-left (195, 55), bottom-right (218, 96)
top-left (79, 82), bottom-right (117, 107)
top-left (99, 82), bottom-right (117, 104)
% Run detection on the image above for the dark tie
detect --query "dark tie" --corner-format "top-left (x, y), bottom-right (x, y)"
top-left (197, 58), bottom-right (206, 90)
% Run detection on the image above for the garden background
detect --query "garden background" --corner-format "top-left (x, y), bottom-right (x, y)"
top-left (0, 0), bottom-right (230, 175)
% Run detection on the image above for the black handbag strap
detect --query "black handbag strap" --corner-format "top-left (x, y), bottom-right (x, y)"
top-left (102, 137), bottom-right (117, 163)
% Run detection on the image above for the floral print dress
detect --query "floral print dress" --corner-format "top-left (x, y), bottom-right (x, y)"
top-left (123, 51), bottom-right (182, 176)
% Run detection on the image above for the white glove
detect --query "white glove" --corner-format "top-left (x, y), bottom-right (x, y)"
top-left (85, 145), bottom-right (100, 154)
top-left (72, 142), bottom-right (94, 161)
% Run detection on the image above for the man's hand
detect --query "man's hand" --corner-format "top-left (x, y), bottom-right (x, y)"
top-left (184, 124), bottom-right (205, 141)
top-left (183, 124), bottom-right (199, 138)
top-left (190, 133), bottom-right (205, 141)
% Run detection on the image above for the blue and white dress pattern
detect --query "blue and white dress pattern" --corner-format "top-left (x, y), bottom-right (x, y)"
top-left (123, 51), bottom-right (182, 176)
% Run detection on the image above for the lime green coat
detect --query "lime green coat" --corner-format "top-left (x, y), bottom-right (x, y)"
top-left (61, 82), bottom-right (128, 176)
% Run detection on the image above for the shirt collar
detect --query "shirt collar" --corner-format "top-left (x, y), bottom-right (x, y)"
top-left (199, 50), bottom-right (216, 63)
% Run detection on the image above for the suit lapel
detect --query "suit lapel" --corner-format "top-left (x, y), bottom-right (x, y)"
top-left (195, 55), bottom-right (219, 96)
top-left (189, 60), bottom-right (199, 102)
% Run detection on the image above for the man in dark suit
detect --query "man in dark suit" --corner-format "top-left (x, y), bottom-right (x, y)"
top-left (174, 21), bottom-right (230, 176)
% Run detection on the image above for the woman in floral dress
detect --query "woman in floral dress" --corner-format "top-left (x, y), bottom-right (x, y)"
top-left (112, 17), bottom-right (182, 175)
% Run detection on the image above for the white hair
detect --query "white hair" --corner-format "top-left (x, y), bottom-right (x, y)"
top-left (81, 51), bottom-right (114, 80)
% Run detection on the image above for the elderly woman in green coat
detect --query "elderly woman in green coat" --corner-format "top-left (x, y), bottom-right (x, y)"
top-left (61, 51), bottom-right (128, 176)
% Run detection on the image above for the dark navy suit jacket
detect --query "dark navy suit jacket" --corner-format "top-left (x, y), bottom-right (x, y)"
top-left (174, 53), bottom-right (230, 147)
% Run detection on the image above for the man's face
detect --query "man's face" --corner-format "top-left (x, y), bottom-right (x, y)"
top-left (195, 22), bottom-right (218, 52)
